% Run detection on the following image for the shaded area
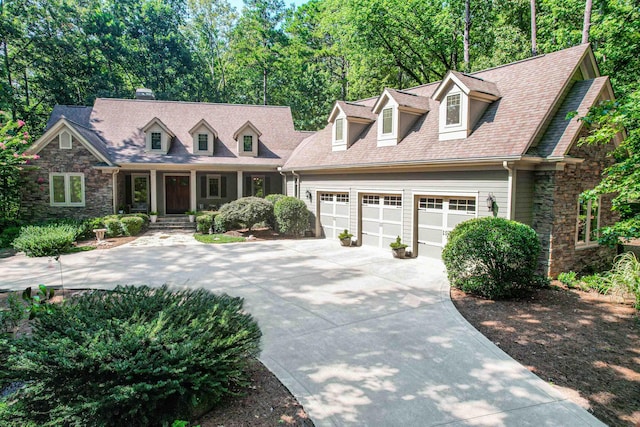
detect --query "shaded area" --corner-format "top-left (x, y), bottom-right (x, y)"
top-left (451, 285), bottom-right (640, 427)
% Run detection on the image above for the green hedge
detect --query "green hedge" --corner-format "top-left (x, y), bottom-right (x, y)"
top-left (442, 217), bottom-right (542, 299)
top-left (1, 285), bottom-right (262, 426)
top-left (12, 223), bottom-right (80, 257)
top-left (273, 196), bottom-right (309, 236)
top-left (217, 197), bottom-right (273, 231)
top-left (196, 212), bottom-right (218, 234)
top-left (120, 216), bottom-right (144, 236)
top-left (104, 217), bottom-right (122, 237)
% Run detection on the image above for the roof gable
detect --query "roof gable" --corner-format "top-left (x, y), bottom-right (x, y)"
top-left (188, 118), bottom-right (218, 138)
top-left (233, 120), bottom-right (262, 140)
top-left (373, 88), bottom-right (430, 114)
top-left (142, 117), bottom-right (175, 137)
top-left (328, 101), bottom-right (376, 123)
top-left (432, 71), bottom-right (501, 102)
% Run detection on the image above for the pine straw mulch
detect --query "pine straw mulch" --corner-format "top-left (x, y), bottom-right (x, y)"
top-left (451, 284), bottom-right (639, 427)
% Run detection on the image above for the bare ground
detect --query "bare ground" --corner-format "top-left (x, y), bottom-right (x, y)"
top-left (451, 284), bottom-right (640, 427)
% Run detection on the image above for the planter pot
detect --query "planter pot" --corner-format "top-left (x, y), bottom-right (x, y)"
top-left (189, 215), bottom-right (195, 223)
top-left (150, 215), bottom-right (158, 223)
top-left (391, 247), bottom-right (406, 259)
top-left (340, 238), bottom-right (352, 247)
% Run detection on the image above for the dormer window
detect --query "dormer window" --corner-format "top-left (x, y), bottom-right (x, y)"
top-left (189, 119), bottom-right (217, 156)
top-left (151, 132), bottom-right (162, 150)
top-left (243, 135), bottom-right (253, 152)
top-left (446, 94), bottom-right (461, 125)
top-left (198, 134), bottom-right (209, 151)
top-left (335, 118), bottom-right (344, 141)
top-left (382, 108), bottom-right (393, 134)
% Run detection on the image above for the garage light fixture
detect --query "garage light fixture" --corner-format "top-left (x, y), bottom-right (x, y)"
top-left (486, 193), bottom-right (496, 211)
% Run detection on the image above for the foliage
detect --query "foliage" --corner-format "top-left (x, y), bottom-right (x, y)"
top-left (338, 229), bottom-right (353, 240)
top-left (193, 234), bottom-right (245, 244)
top-left (214, 213), bottom-right (228, 233)
top-left (265, 194), bottom-right (285, 205)
top-left (12, 223), bottom-right (79, 257)
top-left (0, 293), bottom-right (24, 333)
top-left (579, 273), bottom-right (612, 294)
top-left (217, 197), bottom-right (273, 231)
top-left (0, 285), bottom-right (262, 426)
top-left (119, 216), bottom-right (144, 236)
top-left (558, 271), bottom-right (579, 288)
top-left (103, 218), bottom-right (122, 237)
top-left (606, 252), bottom-right (640, 309)
top-left (78, 217), bottom-right (106, 240)
top-left (442, 217), bottom-right (542, 299)
top-left (21, 285), bottom-right (55, 320)
top-left (196, 214), bottom-right (214, 234)
top-left (389, 236), bottom-right (408, 250)
top-left (0, 226), bottom-right (21, 248)
top-left (273, 196), bottom-right (309, 236)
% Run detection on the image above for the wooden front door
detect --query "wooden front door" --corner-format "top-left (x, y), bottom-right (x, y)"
top-left (165, 176), bottom-right (190, 214)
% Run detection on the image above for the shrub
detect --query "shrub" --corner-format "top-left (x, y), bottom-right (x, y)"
top-left (580, 273), bottom-right (611, 294)
top-left (131, 213), bottom-right (150, 223)
top-left (120, 216), bottom-right (144, 236)
top-left (442, 217), bottom-right (542, 299)
top-left (1, 285), bottom-right (262, 426)
top-left (218, 197), bottom-right (273, 231)
top-left (196, 213), bottom-right (217, 234)
top-left (558, 271), bottom-right (579, 288)
top-left (607, 252), bottom-right (640, 308)
top-left (214, 213), bottom-right (228, 233)
top-left (273, 196), bottom-right (309, 236)
top-left (0, 226), bottom-right (20, 248)
top-left (104, 218), bottom-right (122, 237)
top-left (79, 217), bottom-right (106, 240)
top-left (12, 223), bottom-right (80, 257)
top-left (265, 194), bottom-right (285, 205)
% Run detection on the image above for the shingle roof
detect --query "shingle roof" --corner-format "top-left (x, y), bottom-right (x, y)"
top-left (283, 44), bottom-right (600, 171)
top-left (335, 101), bottom-right (377, 121)
top-left (385, 88), bottom-right (430, 111)
top-left (449, 71), bottom-right (501, 98)
top-left (46, 100), bottom-right (307, 166)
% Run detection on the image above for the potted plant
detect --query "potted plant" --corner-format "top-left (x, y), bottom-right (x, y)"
top-left (185, 210), bottom-right (196, 222)
top-left (117, 204), bottom-right (126, 214)
top-left (390, 236), bottom-right (408, 258)
top-left (149, 211), bottom-right (158, 223)
top-left (338, 229), bottom-right (353, 247)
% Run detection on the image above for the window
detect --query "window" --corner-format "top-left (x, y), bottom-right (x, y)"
top-left (151, 132), bottom-right (162, 150)
top-left (243, 135), bottom-right (253, 152)
top-left (50, 173), bottom-right (84, 206)
top-left (576, 195), bottom-right (600, 246)
top-left (335, 118), bottom-right (344, 141)
top-left (449, 198), bottom-right (476, 213)
top-left (59, 131), bottom-right (72, 149)
top-left (198, 134), bottom-right (209, 151)
top-left (320, 193), bottom-right (333, 202)
top-left (206, 175), bottom-right (221, 198)
top-left (419, 197), bottom-right (443, 209)
top-left (446, 94), bottom-right (461, 125)
top-left (336, 193), bottom-right (349, 203)
top-left (382, 108), bottom-right (393, 134)
top-left (384, 196), bottom-right (402, 207)
top-left (362, 195), bottom-right (380, 205)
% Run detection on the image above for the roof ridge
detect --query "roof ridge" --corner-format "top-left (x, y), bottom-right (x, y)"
top-left (95, 98), bottom-right (291, 110)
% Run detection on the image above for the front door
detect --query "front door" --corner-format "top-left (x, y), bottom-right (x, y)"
top-left (165, 176), bottom-right (190, 214)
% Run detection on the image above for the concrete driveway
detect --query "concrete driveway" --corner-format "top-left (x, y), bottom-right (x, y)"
top-left (0, 232), bottom-right (604, 426)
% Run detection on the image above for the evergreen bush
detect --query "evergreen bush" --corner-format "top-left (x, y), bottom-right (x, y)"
top-left (273, 197), bottom-right (309, 236)
top-left (104, 218), bottom-right (121, 237)
top-left (12, 223), bottom-right (80, 257)
top-left (1, 285), bottom-right (262, 426)
top-left (196, 213), bottom-right (217, 233)
top-left (218, 197), bottom-right (272, 231)
top-left (442, 217), bottom-right (542, 299)
top-left (120, 216), bottom-right (144, 236)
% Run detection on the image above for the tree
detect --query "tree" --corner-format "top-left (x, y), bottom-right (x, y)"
top-left (582, 0), bottom-right (592, 44)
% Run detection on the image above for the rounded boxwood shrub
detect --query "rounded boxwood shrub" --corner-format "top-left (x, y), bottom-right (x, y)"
top-left (274, 196), bottom-right (309, 236)
top-left (442, 217), bottom-right (542, 299)
top-left (103, 217), bottom-right (122, 237)
top-left (218, 197), bottom-right (273, 231)
top-left (1, 285), bottom-right (261, 426)
top-left (196, 213), bottom-right (217, 234)
top-left (120, 216), bottom-right (144, 236)
top-left (12, 223), bottom-right (80, 257)
top-left (265, 193), bottom-right (285, 205)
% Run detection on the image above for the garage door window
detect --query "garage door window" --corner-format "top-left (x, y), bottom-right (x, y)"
top-left (336, 194), bottom-right (349, 203)
top-left (362, 195), bottom-right (380, 205)
top-left (384, 196), bottom-right (402, 207)
top-left (419, 197), bottom-right (443, 209)
top-left (449, 198), bottom-right (476, 213)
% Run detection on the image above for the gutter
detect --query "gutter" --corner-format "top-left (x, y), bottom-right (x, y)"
top-left (277, 167), bottom-right (287, 197)
top-left (291, 170), bottom-right (301, 198)
top-left (502, 161), bottom-right (515, 220)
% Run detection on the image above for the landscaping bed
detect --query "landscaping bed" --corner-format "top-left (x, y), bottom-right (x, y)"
top-left (451, 284), bottom-right (639, 427)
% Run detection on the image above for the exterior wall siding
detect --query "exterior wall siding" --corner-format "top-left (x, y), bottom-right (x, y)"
top-left (514, 170), bottom-right (534, 225)
top-left (21, 136), bottom-right (113, 222)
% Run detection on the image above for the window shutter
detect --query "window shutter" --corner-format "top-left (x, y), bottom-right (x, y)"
top-left (265, 176), bottom-right (271, 195)
top-left (125, 176), bottom-right (132, 205)
top-left (221, 176), bottom-right (227, 198)
top-left (200, 176), bottom-right (206, 198)
top-left (245, 176), bottom-right (251, 197)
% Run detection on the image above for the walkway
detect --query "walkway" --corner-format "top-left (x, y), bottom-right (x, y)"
top-left (0, 232), bottom-right (604, 426)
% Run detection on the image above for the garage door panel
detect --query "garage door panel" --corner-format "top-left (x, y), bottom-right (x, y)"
top-left (362, 220), bottom-right (380, 234)
top-left (320, 204), bottom-right (334, 214)
top-left (362, 206), bottom-right (379, 218)
top-left (319, 192), bottom-right (350, 241)
top-left (418, 242), bottom-right (443, 258)
top-left (335, 204), bottom-right (349, 216)
top-left (419, 211), bottom-right (442, 227)
top-left (419, 228), bottom-right (442, 243)
top-left (382, 236), bottom-right (396, 247)
top-left (383, 223), bottom-right (402, 237)
top-left (335, 217), bottom-right (349, 229)
top-left (362, 233), bottom-right (379, 247)
top-left (447, 213), bottom-right (472, 228)
top-left (382, 209), bottom-right (402, 222)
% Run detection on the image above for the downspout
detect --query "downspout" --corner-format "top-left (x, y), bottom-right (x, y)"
top-left (112, 169), bottom-right (120, 214)
top-left (502, 161), bottom-right (515, 219)
top-left (291, 170), bottom-right (300, 199)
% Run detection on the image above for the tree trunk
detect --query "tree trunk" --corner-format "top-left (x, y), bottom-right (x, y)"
top-left (263, 66), bottom-right (267, 105)
top-left (530, 0), bottom-right (538, 56)
top-left (582, 0), bottom-right (593, 44)
top-left (463, 0), bottom-right (470, 72)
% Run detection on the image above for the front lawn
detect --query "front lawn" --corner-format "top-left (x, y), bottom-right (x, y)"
top-left (194, 234), bottom-right (246, 244)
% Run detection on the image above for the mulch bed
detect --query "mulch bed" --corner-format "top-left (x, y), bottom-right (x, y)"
top-left (451, 284), bottom-right (639, 427)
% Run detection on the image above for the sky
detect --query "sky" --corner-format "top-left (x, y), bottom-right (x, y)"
top-left (227, 0), bottom-right (309, 12)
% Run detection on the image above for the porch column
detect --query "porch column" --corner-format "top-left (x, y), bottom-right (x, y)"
top-left (150, 169), bottom-right (157, 212)
top-left (112, 170), bottom-right (119, 214)
top-left (237, 171), bottom-right (243, 198)
top-left (190, 170), bottom-right (197, 211)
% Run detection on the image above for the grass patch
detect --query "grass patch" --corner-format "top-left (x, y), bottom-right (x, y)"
top-left (194, 234), bottom-right (245, 244)
top-left (64, 245), bottom-right (96, 254)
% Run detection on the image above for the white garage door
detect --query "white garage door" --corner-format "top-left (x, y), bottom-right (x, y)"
top-left (319, 192), bottom-right (350, 239)
top-left (361, 194), bottom-right (403, 248)
top-left (416, 196), bottom-right (477, 258)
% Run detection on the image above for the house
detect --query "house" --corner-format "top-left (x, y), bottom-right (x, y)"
top-left (279, 44), bottom-right (620, 277)
top-left (23, 97), bottom-right (310, 221)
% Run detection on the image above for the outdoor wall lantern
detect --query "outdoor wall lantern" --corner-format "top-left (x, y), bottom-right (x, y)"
top-left (305, 190), bottom-right (312, 201)
top-left (486, 193), bottom-right (496, 211)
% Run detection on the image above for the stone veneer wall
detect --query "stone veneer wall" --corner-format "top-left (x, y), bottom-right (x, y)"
top-left (532, 132), bottom-right (618, 277)
top-left (21, 136), bottom-right (114, 222)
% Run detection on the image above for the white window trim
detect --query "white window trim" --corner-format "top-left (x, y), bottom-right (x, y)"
top-left (576, 195), bottom-right (601, 249)
top-left (59, 131), bottom-right (72, 149)
top-left (49, 172), bottom-right (85, 207)
top-left (445, 93), bottom-right (462, 127)
top-left (335, 118), bottom-right (344, 142)
top-left (197, 133), bottom-right (209, 152)
top-left (206, 174), bottom-right (222, 199)
top-left (382, 107), bottom-right (393, 135)
top-left (243, 135), bottom-right (253, 152)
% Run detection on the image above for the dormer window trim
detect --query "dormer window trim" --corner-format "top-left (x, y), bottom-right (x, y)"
top-left (59, 130), bottom-right (72, 149)
top-left (198, 133), bottom-right (209, 151)
top-left (189, 119), bottom-right (217, 156)
top-left (445, 93), bottom-right (462, 126)
top-left (233, 121), bottom-right (261, 157)
top-left (142, 117), bottom-right (174, 154)
top-left (382, 108), bottom-right (393, 134)
top-left (243, 135), bottom-right (253, 152)
top-left (151, 132), bottom-right (162, 150)
top-left (335, 118), bottom-right (344, 142)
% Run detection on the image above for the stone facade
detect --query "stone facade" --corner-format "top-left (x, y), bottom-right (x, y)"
top-left (532, 132), bottom-right (618, 277)
top-left (21, 136), bottom-right (114, 222)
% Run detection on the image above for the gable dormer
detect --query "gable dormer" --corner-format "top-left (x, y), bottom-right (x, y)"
top-left (328, 101), bottom-right (376, 151)
top-left (142, 117), bottom-right (174, 154)
top-left (189, 119), bottom-right (217, 156)
top-left (432, 71), bottom-right (500, 141)
top-left (372, 88), bottom-right (429, 147)
top-left (233, 121), bottom-right (261, 157)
